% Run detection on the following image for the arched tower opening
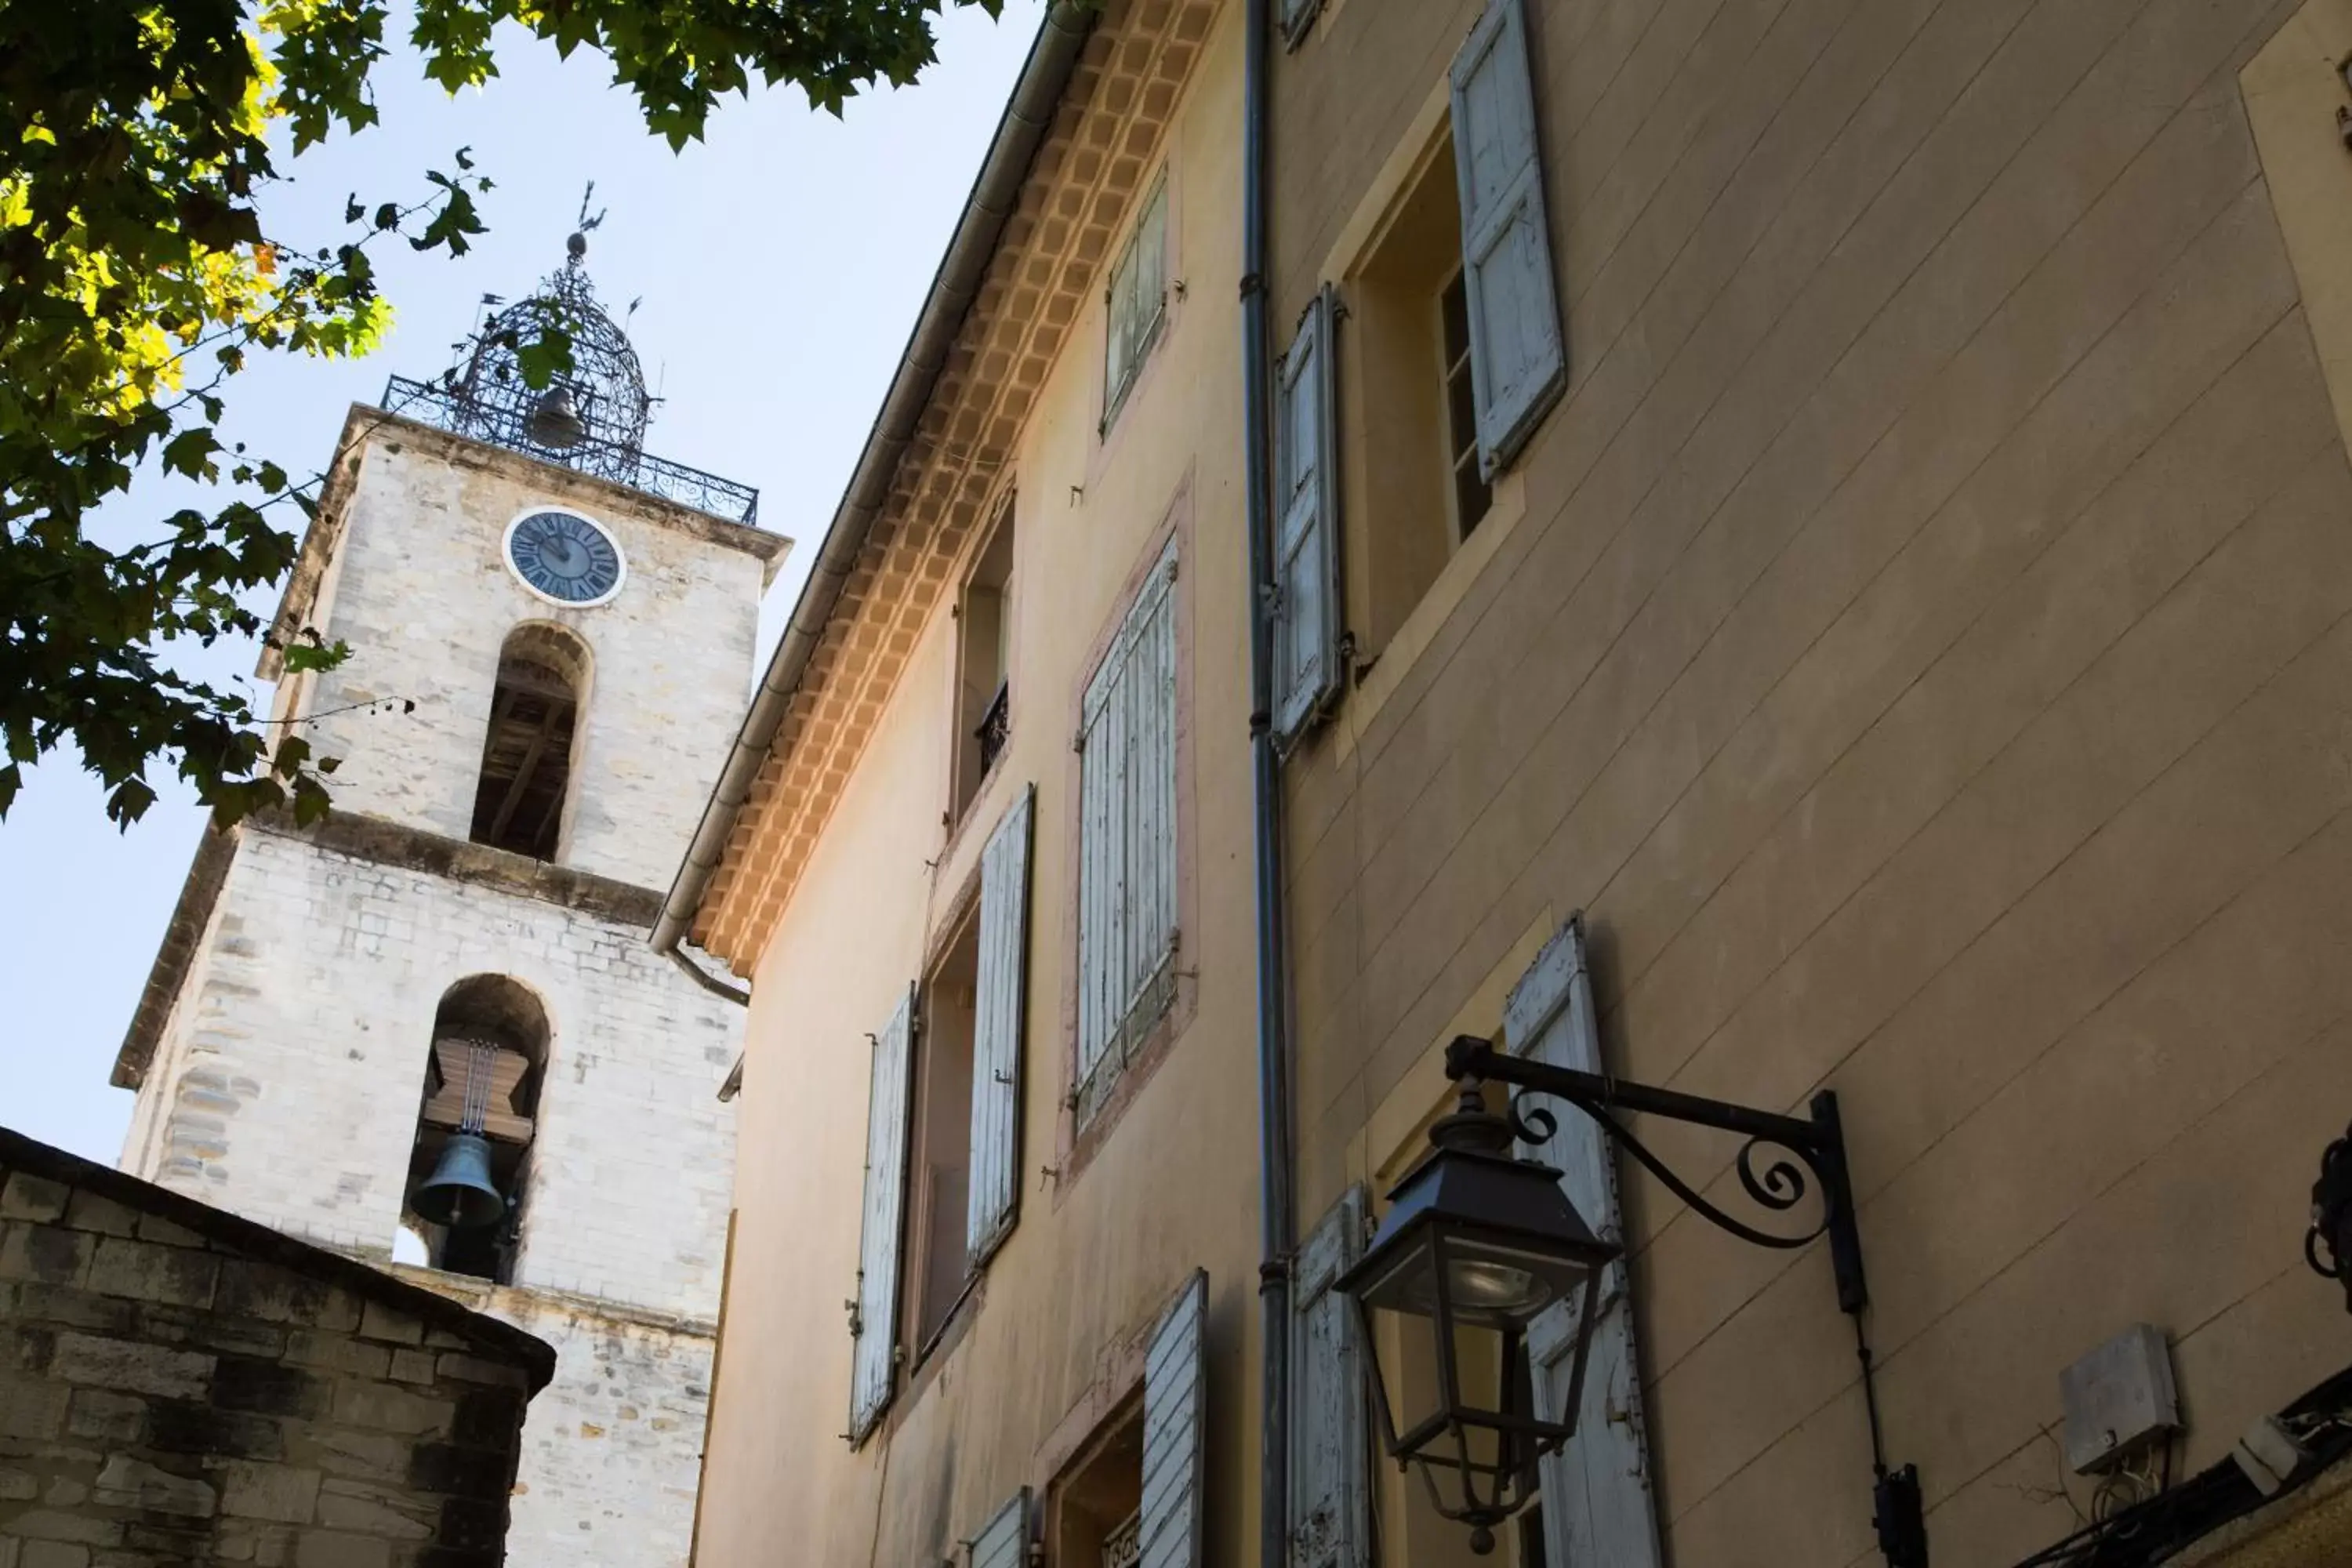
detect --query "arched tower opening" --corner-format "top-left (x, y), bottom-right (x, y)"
top-left (469, 622), bottom-right (591, 861)
top-left (405, 975), bottom-right (550, 1283)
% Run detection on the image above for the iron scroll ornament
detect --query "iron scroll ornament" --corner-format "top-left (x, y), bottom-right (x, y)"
top-left (1504, 1088), bottom-right (1835, 1252)
top-left (1433, 1034), bottom-right (1925, 1568)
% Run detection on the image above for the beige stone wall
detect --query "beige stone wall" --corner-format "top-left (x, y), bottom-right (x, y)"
top-left (1271, 0), bottom-right (2352, 1563)
top-left (692, 4), bottom-right (1262, 1566)
top-left (390, 1271), bottom-right (714, 1568)
top-left (122, 825), bottom-right (738, 1320)
top-left (0, 1151), bottom-right (543, 1568)
top-left (292, 423), bottom-right (774, 894)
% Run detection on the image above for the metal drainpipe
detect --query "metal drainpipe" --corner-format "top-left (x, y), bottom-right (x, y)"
top-left (1240, 2), bottom-right (1295, 1566)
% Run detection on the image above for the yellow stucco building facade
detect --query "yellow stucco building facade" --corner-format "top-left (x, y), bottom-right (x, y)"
top-left (671, 1), bottom-right (2352, 1565)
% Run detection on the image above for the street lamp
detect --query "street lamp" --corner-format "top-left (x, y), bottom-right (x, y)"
top-left (1338, 1083), bottom-right (1617, 1552)
top-left (1337, 1033), bottom-right (1929, 1568)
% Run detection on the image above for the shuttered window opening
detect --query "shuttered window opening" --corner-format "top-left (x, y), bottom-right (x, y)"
top-left (1289, 1189), bottom-right (1370, 1568)
top-left (1104, 175), bottom-right (1171, 433)
top-left (970, 1488), bottom-right (1032, 1568)
top-left (1450, 0), bottom-right (1567, 476)
top-left (1272, 286), bottom-right (1343, 750)
top-left (966, 785), bottom-right (1035, 1265)
top-left (848, 984), bottom-right (916, 1445)
top-left (1076, 538), bottom-right (1181, 1123)
top-left (1140, 1272), bottom-right (1207, 1568)
top-left (1501, 917), bottom-right (1664, 1568)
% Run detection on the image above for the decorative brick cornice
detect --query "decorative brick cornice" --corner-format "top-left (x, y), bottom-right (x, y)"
top-left (694, 0), bottom-right (1221, 967)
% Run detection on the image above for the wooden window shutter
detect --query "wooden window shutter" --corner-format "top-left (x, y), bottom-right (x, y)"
top-left (1449, 0), bottom-right (1566, 477)
top-left (1289, 1188), bottom-right (1369, 1568)
top-left (966, 783), bottom-right (1036, 1265)
top-left (968, 1487), bottom-right (1031, 1568)
top-left (848, 983), bottom-right (917, 1445)
top-left (1076, 539), bottom-right (1180, 1105)
top-left (1272, 286), bottom-right (1343, 750)
top-left (1501, 917), bottom-right (1664, 1568)
top-left (1140, 1270), bottom-right (1208, 1568)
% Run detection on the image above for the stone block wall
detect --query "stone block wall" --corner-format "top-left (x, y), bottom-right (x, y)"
top-left (0, 1131), bottom-right (554, 1568)
top-left (119, 826), bottom-right (738, 1322)
top-left (388, 1275), bottom-right (714, 1568)
top-left (290, 425), bottom-right (775, 893)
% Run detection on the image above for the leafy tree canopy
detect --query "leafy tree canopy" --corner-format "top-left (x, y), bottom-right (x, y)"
top-left (0, 0), bottom-right (1000, 827)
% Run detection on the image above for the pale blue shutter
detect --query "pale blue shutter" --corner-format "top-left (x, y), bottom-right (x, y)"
top-left (1140, 1271), bottom-right (1207, 1568)
top-left (967, 784), bottom-right (1035, 1265)
top-left (1076, 539), bottom-right (1180, 1112)
top-left (1503, 917), bottom-right (1663, 1568)
top-left (969, 1488), bottom-right (1030, 1568)
top-left (848, 983), bottom-right (916, 1445)
top-left (1450, 0), bottom-right (1566, 476)
top-left (1272, 286), bottom-right (1342, 750)
top-left (1290, 1189), bottom-right (1368, 1568)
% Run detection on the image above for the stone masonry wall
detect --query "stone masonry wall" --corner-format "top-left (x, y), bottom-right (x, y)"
top-left (293, 430), bottom-right (771, 893)
top-left (0, 1145), bottom-right (549, 1568)
top-left (387, 1275), bottom-right (713, 1568)
top-left (120, 826), bottom-right (738, 1322)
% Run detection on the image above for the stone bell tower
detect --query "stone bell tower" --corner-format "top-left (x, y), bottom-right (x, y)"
top-left (111, 229), bottom-right (789, 1566)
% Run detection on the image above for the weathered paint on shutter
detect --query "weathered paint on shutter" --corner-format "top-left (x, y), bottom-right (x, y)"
top-left (967, 783), bottom-right (1035, 1265)
top-left (1450, 0), bottom-right (1566, 477)
top-left (1290, 1188), bottom-right (1368, 1568)
top-left (1140, 1269), bottom-right (1207, 1568)
top-left (1503, 917), bottom-right (1663, 1568)
top-left (1077, 539), bottom-right (1180, 1105)
top-left (848, 983), bottom-right (916, 1446)
top-left (1272, 286), bottom-right (1343, 750)
top-left (968, 1487), bottom-right (1030, 1568)
top-left (1279, 0), bottom-right (1321, 49)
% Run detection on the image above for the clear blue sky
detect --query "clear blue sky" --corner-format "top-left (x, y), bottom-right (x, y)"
top-left (0, 2), bottom-right (1046, 1163)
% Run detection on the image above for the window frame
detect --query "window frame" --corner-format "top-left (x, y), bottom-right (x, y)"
top-left (1101, 171), bottom-right (1172, 436)
top-left (1072, 532), bottom-right (1181, 1124)
top-left (1054, 497), bottom-right (1196, 1186)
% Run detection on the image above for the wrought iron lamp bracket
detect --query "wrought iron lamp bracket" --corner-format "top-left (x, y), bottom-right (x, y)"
top-left (1442, 1035), bottom-right (1869, 1316)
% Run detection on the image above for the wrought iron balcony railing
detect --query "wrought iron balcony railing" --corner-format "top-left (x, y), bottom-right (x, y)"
top-left (975, 680), bottom-right (1011, 779)
top-left (378, 375), bottom-right (761, 527)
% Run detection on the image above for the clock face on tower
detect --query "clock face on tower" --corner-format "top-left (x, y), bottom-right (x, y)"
top-left (503, 509), bottom-right (626, 607)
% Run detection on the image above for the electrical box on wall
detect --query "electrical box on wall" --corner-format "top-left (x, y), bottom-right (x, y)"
top-left (2060, 1323), bottom-right (2180, 1475)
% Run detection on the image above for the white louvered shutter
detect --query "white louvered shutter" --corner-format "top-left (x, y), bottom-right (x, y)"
top-left (1272, 286), bottom-right (1342, 750)
top-left (1076, 539), bottom-right (1181, 1110)
top-left (1450, 0), bottom-right (1566, 477)
top-left (967, 784), bottom-right (1035, 1265)
top-left (1290, 1189), bottom-right (1368, 1568)
top-left (1279, 0), bottom-right (1321, 49)
top-left (1502, 918), bottom-right (1663, 1568)
top-left (848, 983), bottom-right (916, 1445)
top-left (969, 1488), bottom-right (1030, 1568)
top-left (1140, 1270), bottom-right (1207, 1568)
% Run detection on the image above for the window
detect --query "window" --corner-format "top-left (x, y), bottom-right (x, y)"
top-left (848, 789), bottom-right (1034, 1438)
top-left (1048, 1276), bottom-right (1205, 1568)
top-left (1102, 174), bottom-right (1170, 432)
top-left (907, 906), bottom-right (979, 1356)
top-left (470, 622), bottom-right (590, 860)
top-left (953, 503), bottom-right (1017, 822)
top-left (1075, 539), bottom-right (1180, 1123)
top-left (403, 975), bottom-right (548, 1284)
top-left (1440, 270), bottom-right (1492, 539)
top-left (1288, 0), bottom-right (1565, 691)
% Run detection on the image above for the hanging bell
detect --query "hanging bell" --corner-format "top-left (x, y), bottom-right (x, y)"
top-left (412, 1133), bottom-right (506, 1229)
top-left (525, 385), bottom-right (586, 449)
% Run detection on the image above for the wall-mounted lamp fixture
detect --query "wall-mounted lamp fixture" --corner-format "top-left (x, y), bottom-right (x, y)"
top-left (2305, 1121), bottom-right (2352, 1308)
top-left (1339, 1033), bottom-right (1928, 1566)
